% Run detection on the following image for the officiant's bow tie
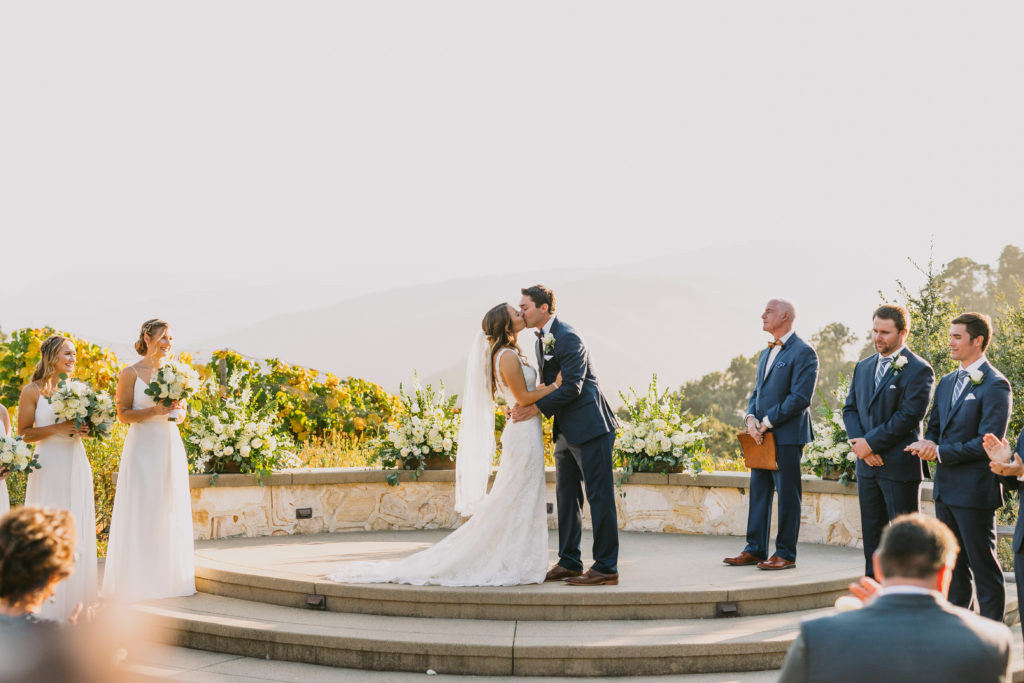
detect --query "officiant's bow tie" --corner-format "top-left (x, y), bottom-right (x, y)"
top-left (767, 340), bottom-right (785, 349)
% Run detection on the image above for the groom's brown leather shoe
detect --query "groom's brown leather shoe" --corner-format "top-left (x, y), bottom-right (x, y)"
top-left (723, 551), bottom-right (763, 566)
top-left (545, 565), bottom-right (582, 582)
top-left (757, 555), bottom-right (796, 570)
top-left (565, 568), bottom-right (619, 586)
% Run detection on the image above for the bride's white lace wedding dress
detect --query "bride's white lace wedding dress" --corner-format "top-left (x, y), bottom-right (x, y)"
top-left (328, 348), bottom-right (548, 586)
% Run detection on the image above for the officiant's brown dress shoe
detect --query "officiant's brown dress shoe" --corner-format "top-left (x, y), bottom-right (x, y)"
top-left (565, 568), bottom-right (619, 586)
top-left (545, 565), bottom-right (582, 582)
top-left (757, 555), bottom-right (796, 570)
top-left (723, 551), bottom-right (763, 566)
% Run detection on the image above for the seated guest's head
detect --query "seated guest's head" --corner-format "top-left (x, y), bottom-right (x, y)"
top-left (0, 506), bottom-right (77, 615)
top-left (874, 513), bottom-right (959, 595)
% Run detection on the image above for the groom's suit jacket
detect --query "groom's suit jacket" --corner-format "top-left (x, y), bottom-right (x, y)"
top-left (842, 347), bottom-right (934, 482)
top-left (746, 333), bottom-right (818, 446)
top-left (534, 318), bottom-right (617, 445)
top-left (926, 360), bottom-right (1011, 510)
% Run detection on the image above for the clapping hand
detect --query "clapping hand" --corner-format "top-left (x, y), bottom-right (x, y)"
top-left (905, 440), bottom-right (938, 461)
top-left (984, 433), bottom-right (1024, 477)
top-left (846, 576), bottom-right (882, 606)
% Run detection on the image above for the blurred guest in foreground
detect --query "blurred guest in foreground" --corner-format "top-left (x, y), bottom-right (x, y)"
top-left (777, 513), bottom-right (1012, 683)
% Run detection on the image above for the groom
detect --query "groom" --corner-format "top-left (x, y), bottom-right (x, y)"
top-left (511, 285), bottom-right (620, 586)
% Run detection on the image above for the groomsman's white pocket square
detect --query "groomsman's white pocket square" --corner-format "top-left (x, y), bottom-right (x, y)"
top-left (889, 385), bottom-right (898, 390)
top-left (965, 394), bottom-right (977, 401)
top-left (543, 354), bottom-right (554, 361)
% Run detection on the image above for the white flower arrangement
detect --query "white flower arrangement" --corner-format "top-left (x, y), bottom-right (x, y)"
top-left (614, 375), bottom-right (711, 488)
top-left (49, 375), bottom-right (117, 440)
top-left (0, 434), bottom-right (39, 473)
top-left (891, 355), bottom-right (909, 374)
top-left (802, 374), bottom-right (856, 483)
top-left (184, 378), bottom-right (295, 481)
top-left (968, 369), bottom-right (985, 386)
top-left (144, 359), bottom-right (202, 422)
top-left (372, 375), bottom-right (459, 486)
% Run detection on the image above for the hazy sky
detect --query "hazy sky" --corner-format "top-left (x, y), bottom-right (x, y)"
top-left (2, 2), bottom-right (1022, 353)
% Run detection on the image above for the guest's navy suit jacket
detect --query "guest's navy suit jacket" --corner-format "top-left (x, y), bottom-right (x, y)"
top-left (926, 361), bottom-right (1012, 510)
top-left (746, 333), bottom-right (818, 447)
top-left (535, 317), bottom-right (617, 445)
top-left (842, 348), bottom-right (934, 482)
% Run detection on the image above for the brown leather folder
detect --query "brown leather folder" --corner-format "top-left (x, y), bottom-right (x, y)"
top-left (737, 432), bottom-right (778, 471)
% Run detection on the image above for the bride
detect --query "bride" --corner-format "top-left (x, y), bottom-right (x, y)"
top-left (328, 303), bottom-right (559, 586)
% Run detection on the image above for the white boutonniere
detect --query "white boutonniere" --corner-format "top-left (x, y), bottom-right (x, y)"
top-left (542, 333), bottom-right (556, 354)
top-left (891, 355), bottom-right (909, 375)
top-left (968, 369), bottom-right (984, 386)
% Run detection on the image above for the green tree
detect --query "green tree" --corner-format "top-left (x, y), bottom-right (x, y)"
top-left (809, 322), bottom-right (858, 412)
top-left (887, 248), bottom-right (958, 378)
top-left (940, 256), bottom-right (993, 313)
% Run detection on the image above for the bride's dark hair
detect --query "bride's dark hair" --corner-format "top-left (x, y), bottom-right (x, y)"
top-left (482, 303), bottom-right (525, 394)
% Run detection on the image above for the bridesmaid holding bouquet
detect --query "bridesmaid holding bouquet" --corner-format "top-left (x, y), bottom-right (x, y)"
top-left (102, 319), bottom-right (195, 601)
top-left (19, 335), bottom-right (97, 621)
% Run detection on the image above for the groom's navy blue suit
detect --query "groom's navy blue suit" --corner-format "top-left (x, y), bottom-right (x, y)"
top-left (926, 360), bottom-right (1011, 621)
top-left (535, 317), bottom-right (619, 574)
top-left (842, 347), bottom-right (934, 576)
top-left (743, 333), bottom-right (818, 563)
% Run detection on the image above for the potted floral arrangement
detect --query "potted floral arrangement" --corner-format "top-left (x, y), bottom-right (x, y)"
top-left (614, 375), bottom-right (711, 488)
top-left (184, 376), bottom-right (295, 483)
top-left (371, 375), bottom-right (459, 486)
top-left (802, 375), bottom-right (857, 484)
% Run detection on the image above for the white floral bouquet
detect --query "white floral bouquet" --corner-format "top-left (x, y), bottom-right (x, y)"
top-left (371, 376), bottom-right (459, 486)
top-left (184, 381), bottom-right (295, 481)
top-left (144, 359), bottom-right (202, 422)
top-left (614, 375), bottom-right (711, 487)
top-left (802, 374), bottom-right (856, 484)
top-left (0, 434), bottom-right (39, 474)
top-left (50, 375), bottom-right (117, 439)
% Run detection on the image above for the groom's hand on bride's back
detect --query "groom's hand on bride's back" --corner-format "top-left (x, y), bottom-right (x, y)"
top-left (511, 404), bottom-right (540, 422)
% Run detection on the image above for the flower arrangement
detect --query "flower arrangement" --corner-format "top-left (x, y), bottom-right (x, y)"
top-left (49, 375), bottom-right (117, 439)
top-left (144, 358), bottom-right (202, 422)
top-left (0, 434), bottom-right (39, 474)
top-left (802, 374), bottom-right (856, 484)
top-left (371, 375), bottom-right (459, 486)
top-left (184, 378), bottom-right (295, 482)
top-left (614, 375), bottom-right (711, 489)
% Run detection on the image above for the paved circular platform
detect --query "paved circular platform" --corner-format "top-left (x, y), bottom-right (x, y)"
top-left (193, 530), bottom-right (864, 620)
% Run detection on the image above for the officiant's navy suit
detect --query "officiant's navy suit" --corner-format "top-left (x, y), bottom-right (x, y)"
top-left (926, 359), bottom-right (1011, 621)
top-left (535, 317), bottom-right (619, 574)
top-left (743, 333), bottom-right (818, 563)
top-left (843, 347), bottom-right (934, 576)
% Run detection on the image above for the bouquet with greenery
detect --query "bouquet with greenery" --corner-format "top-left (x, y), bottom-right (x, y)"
top-left (614, 375), bottom-right (711, 487)
top-left (802, 374), bottom-right (857, 484)
top-left (371, 376), bottom-right (459, 486)
top-left (0, 434), bottom-right (39, 474)
top-left (50, 375), bottom-right (117, 439)
top-left (144, 358), bottom-right (202, 422)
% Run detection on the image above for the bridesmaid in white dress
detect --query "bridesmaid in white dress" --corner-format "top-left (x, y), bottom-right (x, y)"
top-left (18, 335), bottom-right (98, 621)
top-left (0, 403), bottom-right (11, 516)
top-left (102, 319), bottom-right (195, 602)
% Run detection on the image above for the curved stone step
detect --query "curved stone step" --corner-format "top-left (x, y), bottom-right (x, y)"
top-left (194, 530), bottom-right (863, 620)
top-left (135, 593), bottom-right (821, 677)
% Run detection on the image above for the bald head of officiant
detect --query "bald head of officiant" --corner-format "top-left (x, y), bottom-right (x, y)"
top-left (723, 298), bottom-right (819, 571)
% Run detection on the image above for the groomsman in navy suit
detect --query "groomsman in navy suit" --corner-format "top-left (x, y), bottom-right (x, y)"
top-left (843, 305), bottom-right (934, 577)
top-left (725, 299), bottom-right (819, 570)
top-left (907, 312), bottom-right (1012, 621)
top-left (984, 431), bottom-right (1024, 646)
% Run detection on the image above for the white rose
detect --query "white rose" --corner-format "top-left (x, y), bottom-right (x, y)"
top-left (670, 432), bottom-right (685, 447)
top-left (400, 447), bottom-right (410, 457)
top-left (846, 452), bottom-right (857, 462)
top-left (200, 439), bottom-right (215, 451)
top-left (251, 438), bottom-right (263, 448)
top-left (969, 369), bottom-right (984, 384)
top-left (420, 446), bottom-right (430, 455)
top-left (634, 425), bottom-right (648, 438)
top-left (163, 370), bottom-right (177, 384)
top-left (669, 414), bottom-right (681, 426)
top-left (633, 438), bottom-right (645, 451)
top-left (652, 419), bottom-right (667, 431)
top-left (15, 442), bottom-right (30, 458)
top-left (223, 446), bottom-right (234, 456)
top-left (14, 455), bottom-right (28, 470)
top-left (240, 445), bottom-right (251, 456)
top-left (442, 437), bottom-right (453, 451)
top-left (214, 424), bottom-right (224, 434)
top-left (893, 356), bottom-right (908, 370)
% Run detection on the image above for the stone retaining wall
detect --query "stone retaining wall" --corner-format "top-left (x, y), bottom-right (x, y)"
top-left (190, 469), bottom-right (937, 547)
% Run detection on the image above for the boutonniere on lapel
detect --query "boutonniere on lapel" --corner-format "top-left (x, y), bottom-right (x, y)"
top-left (968, 369), bottom-right (984, 386)
top-left (891, 355), bottom-right (909, 375)
top-left (542, 333), bottom-right (556, 354)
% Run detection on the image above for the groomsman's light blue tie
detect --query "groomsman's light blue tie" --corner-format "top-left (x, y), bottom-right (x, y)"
top-left (951, 369), bottom-right (970, 406)
top-left (874, 357), bottom-right (892, 390)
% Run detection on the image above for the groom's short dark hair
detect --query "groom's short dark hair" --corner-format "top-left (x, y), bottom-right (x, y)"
top-left (952, 312), bottom-right (993, 351)
top-left (878, 513), bottom-right (958, 580)
top-left (522, 285), bottom-right (556, 313)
